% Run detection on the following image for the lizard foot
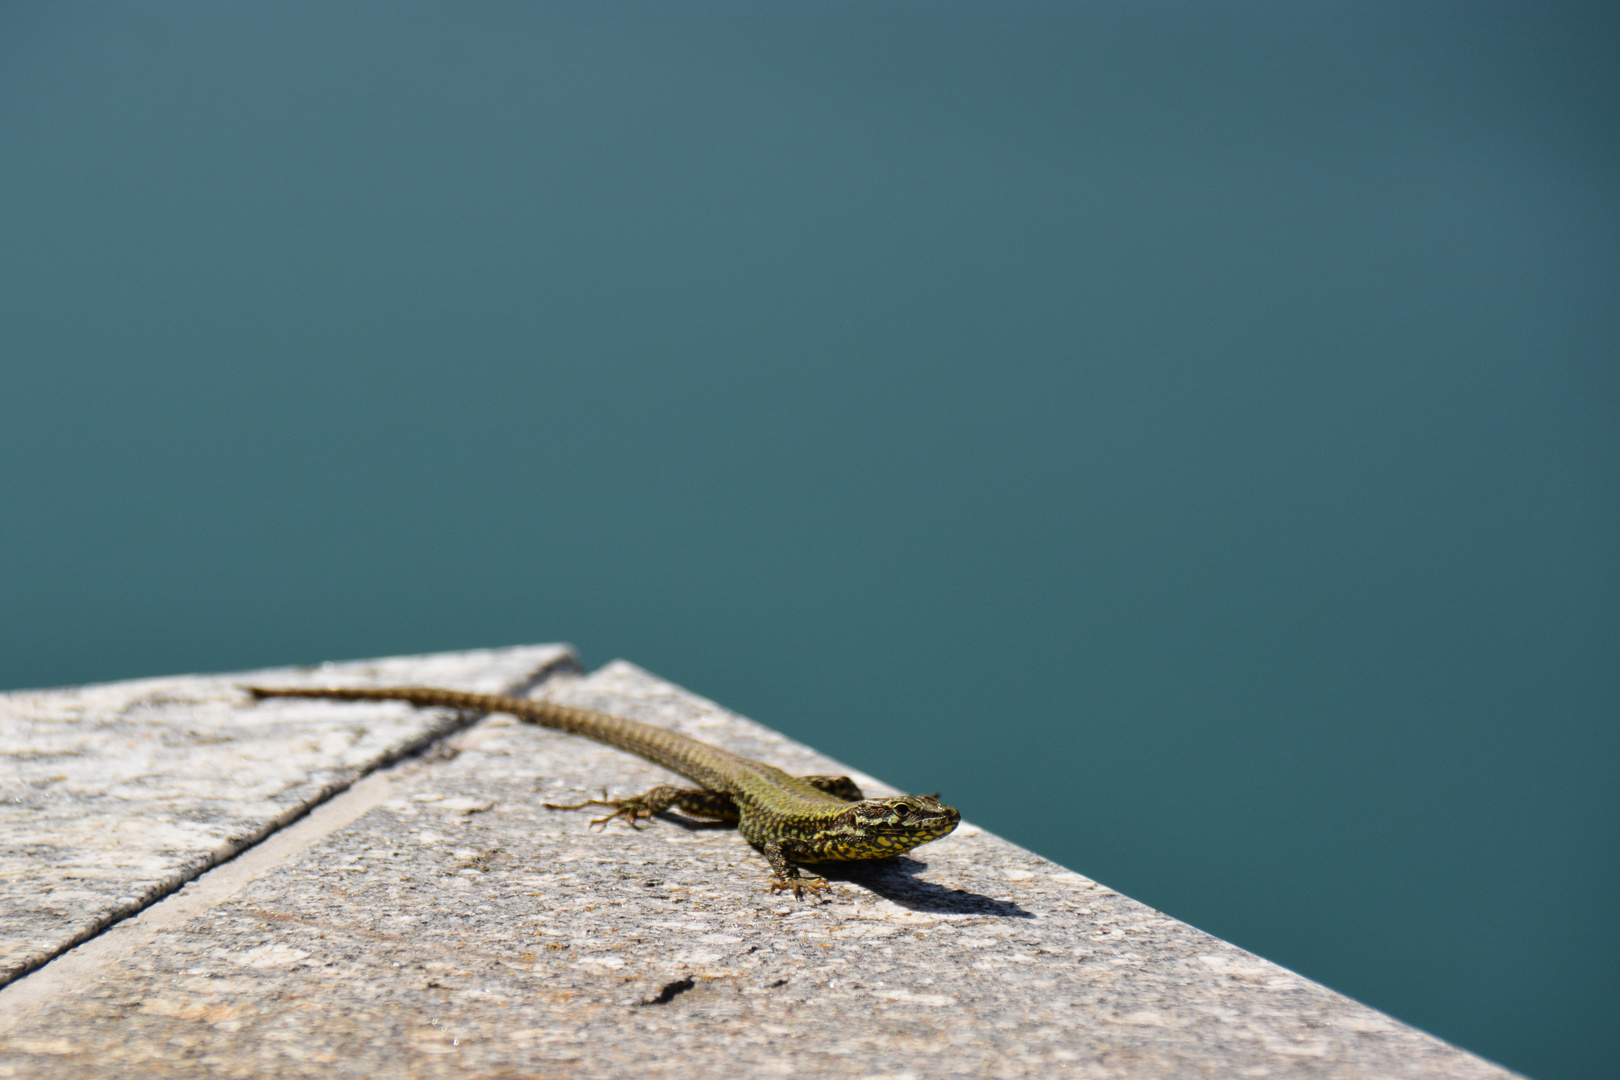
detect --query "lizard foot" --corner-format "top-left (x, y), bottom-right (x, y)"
top-left (541, 795), bottom-right (654, 830)
top-left (768, 876), bottom-right (832, 900)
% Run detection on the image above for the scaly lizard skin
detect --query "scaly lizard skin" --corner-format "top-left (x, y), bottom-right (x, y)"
top-left (242, 685), bottom-right (960, 896)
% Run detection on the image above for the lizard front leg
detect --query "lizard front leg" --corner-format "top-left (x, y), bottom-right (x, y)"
top-left (543, 785), bottom-right (738, 829)
top-left (761, 838), bottom-right (831, 898)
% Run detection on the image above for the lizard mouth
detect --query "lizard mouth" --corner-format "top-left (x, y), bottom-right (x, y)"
top-left (899, 813), bottom-right (960, 840)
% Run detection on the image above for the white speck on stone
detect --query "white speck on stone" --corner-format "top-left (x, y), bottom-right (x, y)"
top-left (230, 944), bottom-right (311, 969)
top-left (871, 989), bottom-right (953, 1007)
top-left (1265, 1040), bottom-right (1333, 1058)
top-left (1118, 1010), bottom-right (1169, 1027)
top-left (572, 954), bottom-right (626, 971)
top-left (439, 796), bottom-right (494, 813)
top-left (7, 1038), bottom-right (75, 1056)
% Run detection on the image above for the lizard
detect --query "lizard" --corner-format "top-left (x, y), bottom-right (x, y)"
top-left (241, 684), bottom-right (960, 897)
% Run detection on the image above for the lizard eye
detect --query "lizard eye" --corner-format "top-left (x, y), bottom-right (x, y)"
top-left (892, 805), bottom-right (909, 819)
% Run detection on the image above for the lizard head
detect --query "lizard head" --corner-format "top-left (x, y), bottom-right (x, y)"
top-left (822, 794), bottom-right (960, 859)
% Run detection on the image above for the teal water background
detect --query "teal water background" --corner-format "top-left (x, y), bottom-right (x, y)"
top-left (1, 4), bottom-right (1615, 1076)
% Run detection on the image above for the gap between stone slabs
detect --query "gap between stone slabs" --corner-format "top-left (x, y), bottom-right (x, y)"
top-left (0, 670), bottom-right (579, 1037)
top-left (0, 754), bottom-right (418, 1036)
top-left (0, 641), bottom-right (576, 1003)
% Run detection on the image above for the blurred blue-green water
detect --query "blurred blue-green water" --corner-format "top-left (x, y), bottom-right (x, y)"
top-left (1, 3), bottom-right (1614, 1076)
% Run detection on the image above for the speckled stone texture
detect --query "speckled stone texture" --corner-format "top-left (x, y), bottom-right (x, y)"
top-left (0, 644), bottom-right (575, 988)
top-left (0, 654), bottom-right (1515, 1078)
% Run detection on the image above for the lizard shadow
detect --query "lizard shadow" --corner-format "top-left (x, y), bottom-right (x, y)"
top-left (817, 857), bottom-right (1034, 919)
top-left (653, 812), bottom-right (735, 831)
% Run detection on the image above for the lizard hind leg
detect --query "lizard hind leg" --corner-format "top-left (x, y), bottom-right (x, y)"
top-left (798, 775), bottom-right (864, 801)
top-left (542, 785), bottom-right (739, 830)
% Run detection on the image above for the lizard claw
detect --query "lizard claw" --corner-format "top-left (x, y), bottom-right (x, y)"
top-left (542, 787), bottom-right (615, 812)
top-left (587, 807), bottom-right (650, 830)
top-left (769, 876), bottom-right (831, 900)
top-left (546, 790), bottom-right (653, 831)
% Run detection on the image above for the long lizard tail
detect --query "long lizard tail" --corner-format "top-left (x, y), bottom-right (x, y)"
top-left (238, 684), bottom-right (744, 790)
top-left (243, 684), bottom-right (539, 719)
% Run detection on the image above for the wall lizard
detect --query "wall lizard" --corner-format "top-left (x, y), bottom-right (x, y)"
top-left (242, 684), bottom-right (960, 896)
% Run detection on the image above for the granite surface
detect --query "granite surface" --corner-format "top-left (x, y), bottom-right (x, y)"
top-left (0, 653), bottom-right (1517, 1078)
top-left (0, 644), bottom-right (575, 988)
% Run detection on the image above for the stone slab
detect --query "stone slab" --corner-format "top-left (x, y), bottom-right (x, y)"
top-left (0, 655), bottom-right (1517, 1078)
top-left (0, 644), bottom-right (576, 988)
